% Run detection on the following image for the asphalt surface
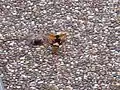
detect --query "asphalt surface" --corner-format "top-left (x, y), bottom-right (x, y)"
top-left (0, 0), bottom-right (120, 90)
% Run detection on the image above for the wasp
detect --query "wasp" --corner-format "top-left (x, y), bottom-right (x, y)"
top-left (47, 32), bottom-right (68, 54)
top-left (32, 32), bottom-right (68, 54)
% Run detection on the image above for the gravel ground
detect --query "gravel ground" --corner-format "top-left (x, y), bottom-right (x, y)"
top-left (0, 0), bottom-right (120, 90)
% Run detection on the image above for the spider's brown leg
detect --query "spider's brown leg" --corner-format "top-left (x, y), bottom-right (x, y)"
top-left (52, 46), bottom-right (59, 55)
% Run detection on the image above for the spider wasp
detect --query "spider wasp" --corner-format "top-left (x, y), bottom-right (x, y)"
top-left (32, 32), bottom-right (68, 54)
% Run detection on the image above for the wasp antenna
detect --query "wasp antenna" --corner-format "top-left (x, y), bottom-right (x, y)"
top-left (57, 32), bottom-right (69, 35)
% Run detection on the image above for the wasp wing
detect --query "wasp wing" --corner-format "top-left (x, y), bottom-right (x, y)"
top-left (47, 33), bottom-right (56, 44)
top-left (59, 33), bottom-right (67, 43)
